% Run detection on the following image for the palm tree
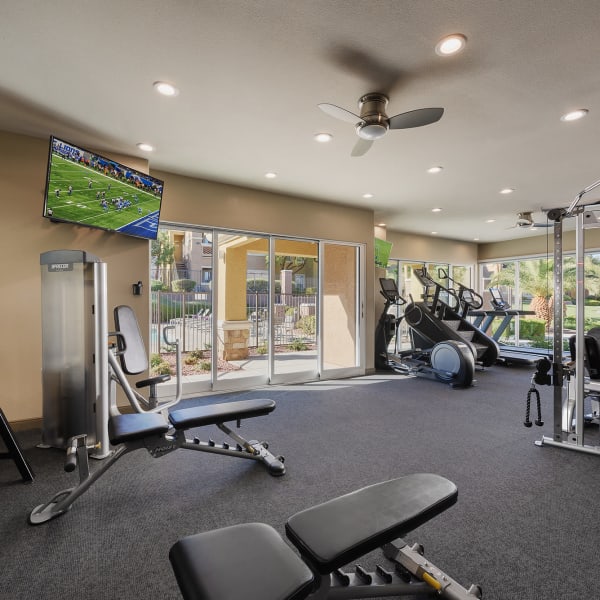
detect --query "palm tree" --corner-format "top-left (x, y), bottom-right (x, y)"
top-left (490, 257), bottom-right (600, 325)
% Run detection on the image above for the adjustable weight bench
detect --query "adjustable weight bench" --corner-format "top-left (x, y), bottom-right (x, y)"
top-left (170, 473), bottom-right (482, 600)
top-left (29, 306), bottom-right (285, 525)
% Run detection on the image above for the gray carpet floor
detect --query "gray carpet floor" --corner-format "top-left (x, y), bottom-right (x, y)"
top-left (2, 365), bottom-right (599, 600)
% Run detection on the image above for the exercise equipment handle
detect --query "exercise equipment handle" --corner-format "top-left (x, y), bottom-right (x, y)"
top-left (65, 437), bottom-right (78, 472)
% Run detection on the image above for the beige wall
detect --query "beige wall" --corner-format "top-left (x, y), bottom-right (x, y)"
top-left (2, 131), bottom-right (376, 424)
top-left (1, 131), bottom-right (150, 424)
top-left (385, 230), bottom-right (478, 265)
top-left (478, 228), bottom-right (600, 261)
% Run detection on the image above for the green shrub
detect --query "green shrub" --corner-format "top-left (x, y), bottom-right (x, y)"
top-left (150, 354), bottom-right (163, 368)
top-left (152, 361), bottom-right (172, 376)
top-left (199, 360), bottom-right (211, 371)
top-left (285, 307), bottom-right (296, 316)
top-left (189, 349), bottom-right (205, 360)
top-left (564, 316), bottom-right (597, 330)
top-left (171, 278), bottom-right (197, 292)
top-left (519, 318), bottom-right (546, 342)
top-left (297, 315), bottom-right (316, 335)
top-left (151, 279), bottom-right (168, 291)
top-left (586, 299), bottom-right (600, 306)
top-left (247, 279), bottom-right (269, 292)
top-left (184, 356), bottom-right (198, 366)
top-left (257, 343), bottom-right (268, 355)
top-left (288, 339), bottom-right (308, 351)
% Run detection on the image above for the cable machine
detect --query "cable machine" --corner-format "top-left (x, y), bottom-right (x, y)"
top-left (535, 178), bottom-right (600, 455)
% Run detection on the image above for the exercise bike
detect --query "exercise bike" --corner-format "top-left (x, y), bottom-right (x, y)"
top-left (375, 278), bottom-right (475, 388)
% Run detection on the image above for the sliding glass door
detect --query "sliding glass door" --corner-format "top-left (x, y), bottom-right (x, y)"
top-left (152, 225), bottom-right (365, 394)
top-left (270, 238), bottom-right (319, 384)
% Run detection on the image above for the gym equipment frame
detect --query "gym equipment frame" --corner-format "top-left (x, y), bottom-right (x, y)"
top-left (29, 304), bottom-right (285, 524)
top-left (0, 408), bottom-right (34, 483)
top-left (170, 473), bottom-right (482, 600)
top-left (535, 177), bottom-right (600, 455)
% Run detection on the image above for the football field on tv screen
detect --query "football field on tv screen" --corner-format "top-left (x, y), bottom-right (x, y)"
top-left (45, 154), bottom-right (161, 237)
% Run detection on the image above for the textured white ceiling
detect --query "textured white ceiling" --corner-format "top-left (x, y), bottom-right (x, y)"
top-left (1, 1), bottom-right (598, 242)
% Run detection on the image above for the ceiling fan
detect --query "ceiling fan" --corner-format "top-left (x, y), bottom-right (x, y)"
top-left (510, 212), bottom-right (553, 229)
top-left (318, 93), bottom-right (444, 156)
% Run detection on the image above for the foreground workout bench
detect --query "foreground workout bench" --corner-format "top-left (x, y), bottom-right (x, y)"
top-left (29, 306), bottom-right (284, 525)
top-left (170, 473), bottom-right (482, 600)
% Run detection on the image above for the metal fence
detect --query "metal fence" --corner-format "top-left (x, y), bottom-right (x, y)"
top-left (150, 291), bottom-right (316, 355)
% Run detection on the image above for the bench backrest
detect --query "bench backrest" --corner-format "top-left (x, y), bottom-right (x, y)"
top-left (113, 305), bottom-right (148, 375)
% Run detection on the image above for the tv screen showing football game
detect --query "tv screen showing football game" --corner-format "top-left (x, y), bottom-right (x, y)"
top-left (43, 136), bottom-right (163, 240)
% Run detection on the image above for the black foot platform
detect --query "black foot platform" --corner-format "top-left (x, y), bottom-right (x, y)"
top-left (170, 474), bottom-right (482, 600)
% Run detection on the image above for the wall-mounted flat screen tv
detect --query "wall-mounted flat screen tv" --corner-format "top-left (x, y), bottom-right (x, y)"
top-left (43, 136), bottom-right (163, 240)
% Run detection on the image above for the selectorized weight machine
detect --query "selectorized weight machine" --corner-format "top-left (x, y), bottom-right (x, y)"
top-left (30, 251), bottom-right (285, 524)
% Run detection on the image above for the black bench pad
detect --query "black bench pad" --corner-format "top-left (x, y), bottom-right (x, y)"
top-left (108, 413), bottom-right (170, 445)
top-left (168, 399), bottom-right (276, 430)
top-left (285, 473), bottom-right (457, 573)
top-left (169, 523), bottom-right (314, 600)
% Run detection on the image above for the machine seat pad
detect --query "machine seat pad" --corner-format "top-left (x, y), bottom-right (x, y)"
top-left (169, 399), bottom-right (276, 430)
top-left (285, 473), bottom-right (457, 574)
top-left (108, 413), bottom-right (169, 445)
top-left (169, 523), bottom-right (314, 600)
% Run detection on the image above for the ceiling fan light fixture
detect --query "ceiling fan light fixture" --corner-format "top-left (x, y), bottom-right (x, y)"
top-left (136, 142), bottom-right (154, 152)
top-left (560, 109), bottom-right (588, 122)
top-left (435, 34), bottom-right (467, 56)
top-left (356, 122), bottom-right (388, 140)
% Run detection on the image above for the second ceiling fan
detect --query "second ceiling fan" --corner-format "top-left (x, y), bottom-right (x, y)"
top-left (318, 93), bottom-right (444, 156)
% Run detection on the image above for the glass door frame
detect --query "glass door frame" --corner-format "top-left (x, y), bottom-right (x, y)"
top-left (318, 240), bottom-right (366, 379)
top-left (154, 223), bottom-right (366, 394)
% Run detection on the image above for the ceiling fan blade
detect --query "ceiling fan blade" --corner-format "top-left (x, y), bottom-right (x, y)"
top-left (388, 107), bottom-right (444, 129)
top-left (351, 138), bottom-right (374, 157)
top-left (318, 103), bottom-right (362, 124)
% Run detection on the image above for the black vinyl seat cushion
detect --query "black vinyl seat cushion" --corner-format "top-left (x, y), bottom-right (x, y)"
top-left (169, 399), bottom-right (276, 429)
top-left (108, 413), bottom-right (169, 445)
top-left (285, 473), bottom-right (457, 573)
top-left (169, 523), bottom-right (314, 600)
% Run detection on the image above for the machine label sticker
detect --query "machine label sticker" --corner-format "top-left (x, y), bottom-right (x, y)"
top-left (49, 263), bottom-right (73, 272)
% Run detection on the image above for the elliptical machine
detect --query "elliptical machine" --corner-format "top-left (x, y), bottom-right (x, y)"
top-left (375, 278), bottom-right (475, 388)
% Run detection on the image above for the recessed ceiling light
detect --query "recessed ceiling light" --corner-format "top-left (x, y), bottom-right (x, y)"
top-left (363, 193), bottom-right (374, 199)
top-left (499, 188), bottom-right (514, 194)
top-left (136, 143), bottom-right (154, 152)
top-left (432, 207), bottom-right (442, 212)
top-left (264, 172), bottom-right (277, 179)
top-left (377, 222), bottom-right (386, 227)
top-left (314, 133), bottom-right (333, 143)
top-left (473, 237), bottom-right (479, 241)
top-left (435, 34), bottom-right (467, 56)
top-left (560, 109), bottom-right (588, 122)
top-left (427, 166), bottom-right (443, 174)
top-left (153, 81), bottom-right (179, 97)
top-left (486, 219), bottom-right (496, 223)
top-left (431, 231), bottom-right (438, 235)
